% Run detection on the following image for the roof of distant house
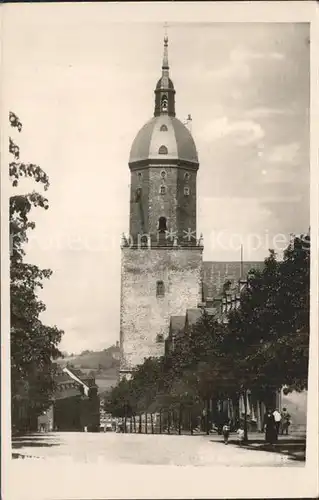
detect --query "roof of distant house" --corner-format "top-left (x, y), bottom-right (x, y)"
top-left (186, 308), bottom-right (203, 326)
top-left (170, 315), bottom-right (186, 333)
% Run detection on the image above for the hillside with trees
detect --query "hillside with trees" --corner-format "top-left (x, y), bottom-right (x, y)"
top-left (58, 344), bottom-right (120, 393)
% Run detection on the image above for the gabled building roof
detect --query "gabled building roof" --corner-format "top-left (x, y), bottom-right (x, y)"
top-left (170, 315), bottom-right (186, 334)
top-left (185, 308), bottom-right (203, 328)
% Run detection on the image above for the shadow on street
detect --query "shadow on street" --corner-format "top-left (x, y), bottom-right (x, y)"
top-left (211, 437), bottom-right (306, 462)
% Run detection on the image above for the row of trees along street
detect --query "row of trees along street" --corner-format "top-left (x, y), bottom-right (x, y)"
top-left (106, 234), bottom-right (310, 442)
top-left (10, 112), bottom-right (64, 434)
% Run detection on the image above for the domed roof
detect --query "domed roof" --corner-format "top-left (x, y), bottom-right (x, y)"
top-left (129, 115), bottom-right (198, 167)
top-left (156, 77), bottom-right (175, 90)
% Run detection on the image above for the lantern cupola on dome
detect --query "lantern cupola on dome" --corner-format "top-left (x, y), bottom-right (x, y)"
top-left (129, 36), bottom-right (199, 170)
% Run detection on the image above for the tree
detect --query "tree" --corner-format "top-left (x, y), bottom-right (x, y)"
top-left (107, 234), bottom-right (310, 440)
top-left (10, 112), bottom-right (64, 433)
top-left (222, 236), bottom-right (310, 440)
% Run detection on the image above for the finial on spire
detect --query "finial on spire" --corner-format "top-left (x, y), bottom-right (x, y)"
top-left (164, 21), bottom-right (169, 37)
top-left (162, 28), bottom-right (169, 71)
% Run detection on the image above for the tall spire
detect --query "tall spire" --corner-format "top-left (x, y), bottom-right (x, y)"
top-left (154, 34), bottom-right (176, 117)
top-left (162, 35), bottom-right (169, 73)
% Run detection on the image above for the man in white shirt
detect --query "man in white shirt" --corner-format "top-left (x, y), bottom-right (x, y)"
top-left (273, 409), bottom-right (282, 439)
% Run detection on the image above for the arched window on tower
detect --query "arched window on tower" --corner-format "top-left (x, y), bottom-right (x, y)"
top-left (156, 333), bottom-right (164, 343)
top-left (184, 186), bottom-right (190, 196)
top-left (135, 187), bottom-right (142, 202)
top-left (158, 145), bottom-right (168, 155)
top-left (156, 281), bottom-right (165, 298)
top-left (161, 170), bottom-right (167, 179)
top-left (158, 217), bottom-right (167, 233)
top-left (161, 95), bottom-right (168, 112)
top-left (160, 185), bottom-right (166, 195)
top-left (160, 124), bottom-right (168, 132)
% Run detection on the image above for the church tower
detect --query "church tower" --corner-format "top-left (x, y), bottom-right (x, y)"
top-left (120, 36), bottom-right (203, 379)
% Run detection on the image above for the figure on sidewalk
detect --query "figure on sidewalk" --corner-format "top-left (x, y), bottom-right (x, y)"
top-left (222, 420), bottom-right (231, 445)
top-left (237, 425), bottom-right (245, 445)
top-left (264, 408), bottom-right (277, 444)
top-left (281, 407), bottom-right (291, 435)
top-left (273, 408), bottom-right (282, 439)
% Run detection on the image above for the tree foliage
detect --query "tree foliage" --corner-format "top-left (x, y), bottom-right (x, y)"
top-left (10, 112), bottom-right (64, 432)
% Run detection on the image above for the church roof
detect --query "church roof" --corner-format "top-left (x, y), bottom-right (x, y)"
top-left (129, 115), bottom-right (199, 167)
top-left (202, 260), bottom-right (264, 299)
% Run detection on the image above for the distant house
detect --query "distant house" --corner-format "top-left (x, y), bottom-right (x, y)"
top-left (37, 366), bottom-right (100, 432)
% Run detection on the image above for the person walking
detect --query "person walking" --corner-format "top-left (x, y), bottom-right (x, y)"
top-left (222, 420), bottom-right (231, 445)
top-left (281, 407), bottom-right (291, 435)
top-left (264, 409), bottom-right (276, 444)
top-left (273, 408), bottom-right (282, 440)
top-left (237, 425), bottom-right (245, 445)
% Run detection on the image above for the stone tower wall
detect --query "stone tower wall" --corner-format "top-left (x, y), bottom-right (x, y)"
top-left (129, 168), bottom-right (150, 237)
top-left (120, 246), bottom-right (203, 374)
top-left (176, 167), bottom-right (197, 240)
top-left (129, 165), bottom-right (197, 243)
top-left (148, 166), bottom-right (178, 237)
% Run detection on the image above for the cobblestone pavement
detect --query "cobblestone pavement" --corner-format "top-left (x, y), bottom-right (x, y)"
top-left (12, 431), bottom-right (303, 466)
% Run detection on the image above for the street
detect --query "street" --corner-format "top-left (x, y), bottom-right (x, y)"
top-left (7, 432), bottom-right (306, 500)
top-left (12, 431), bottom-right (300, 466)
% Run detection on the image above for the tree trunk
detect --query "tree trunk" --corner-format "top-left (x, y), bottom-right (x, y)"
top-left (243, 390), bottom-right (248, 443)
top-left (206, 399), bottom-right (210, 435)
top-left (159, 410), bottom-right (162, 434)
top-left (129, 417), bottom-right (132, 433)
top-left (190, 409), bottom-right (193, 435)
top-left (145, 413), bottom-right (148, 434)
top-left (150, 413), bottom-right (154, 434)
top-left (133, 415), bottom-right (136, 433)
top-left (138, 414), bottom-right (142, 434)
top-left (124, 416), bottom-right (127, 433)
top-left (178, 405), bottom-right (182, 435)
top-left (167, 411), bottom-right (171, 434)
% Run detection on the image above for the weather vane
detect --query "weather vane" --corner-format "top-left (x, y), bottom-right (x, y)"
top-left (164, 21), bottom-right (169, 38)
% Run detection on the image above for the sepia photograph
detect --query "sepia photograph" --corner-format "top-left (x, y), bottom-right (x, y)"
top-left (1, 2), bottom-right (318, 499)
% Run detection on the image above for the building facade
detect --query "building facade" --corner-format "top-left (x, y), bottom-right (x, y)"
top-left (120, 37), bottom-right (203, 378)
top-left (37, 366), bottom-right (100, 432)
top-left (119, 37), bottom-right (264, 379)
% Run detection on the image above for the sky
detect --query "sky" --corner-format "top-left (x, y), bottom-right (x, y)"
top-left (4, 11), bottom-right (310, 354)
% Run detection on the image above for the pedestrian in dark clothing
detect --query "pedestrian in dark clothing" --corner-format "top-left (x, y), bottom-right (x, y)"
top-left (264, 409), bottom-right (276, 444)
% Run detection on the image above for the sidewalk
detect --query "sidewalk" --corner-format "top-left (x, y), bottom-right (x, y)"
top-left (217, 433), bottom-right (306, 462)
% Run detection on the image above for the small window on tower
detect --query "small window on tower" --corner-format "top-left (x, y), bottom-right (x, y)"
top-left (156, 333), bottom-right (164, 343)
top-left (160, 185), bottom-right (166, 195)
top-left (184, 186), bottom-right (190, 196)
top-left (158, 217), bottom-right (167, 233)
top-left (156, 281), bottom-right (165, 298)
top-left (160, 124), bottom-right (168, 132)
top-left (135, 187), bottom-right (142, 202)
top-left (159, 145), bottom-right (168, 155)
top-left (138, 172), bottom-right (142, 180)
top-left (161, 95), bottom-right (168, 112)
top-left (184, 172), bottom-right (190, 181)
top-left (161, 170), bottom-right (167, 179)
